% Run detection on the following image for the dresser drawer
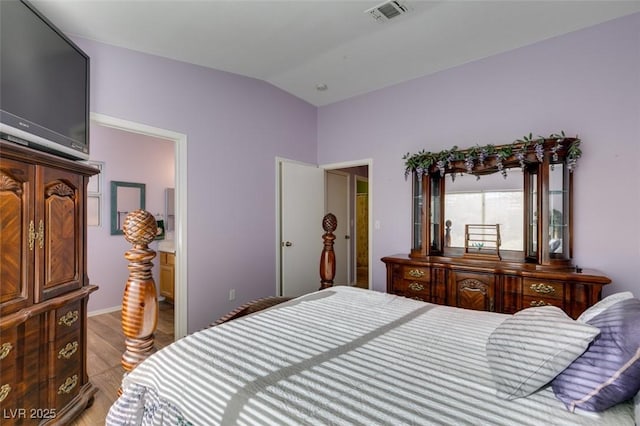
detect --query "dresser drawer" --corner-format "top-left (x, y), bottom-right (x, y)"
top-left (402, 266), bottom-right (430, 282)
top-left (393, 279), bottom-right (431, 302)
top-left (523, 279), bottom-right (564, 300)
top-left (523, 295), bottom-right (564, 309)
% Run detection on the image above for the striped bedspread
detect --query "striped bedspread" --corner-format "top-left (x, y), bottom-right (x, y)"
top-left (107, 286), bottom-right (635, 425)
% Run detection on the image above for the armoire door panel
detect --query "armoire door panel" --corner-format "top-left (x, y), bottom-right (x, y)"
top-left (36, 168), bottom-right (83, 302)
top-left (0, 159), bottom-right (34, 316)
top-left (45, 192), bottom-right (78, 287)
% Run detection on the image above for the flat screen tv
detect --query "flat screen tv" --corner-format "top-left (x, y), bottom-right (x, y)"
top-left (1, 0), bottom-right (90, 160)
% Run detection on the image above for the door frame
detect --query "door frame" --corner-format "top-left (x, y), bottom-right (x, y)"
top-left (90, 113), bottom-right (188, 339)
top-left (275, 157), bottom-right (373, 295)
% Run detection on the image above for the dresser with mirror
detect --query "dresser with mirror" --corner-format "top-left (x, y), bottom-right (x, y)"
top-left (382, 135), bottom-right (610, 318)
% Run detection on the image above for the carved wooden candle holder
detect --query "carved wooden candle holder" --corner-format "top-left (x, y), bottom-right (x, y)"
top-left (121, 209), bottom-right (158, 378)
top-left (319, 213), bottom-right (337, 289)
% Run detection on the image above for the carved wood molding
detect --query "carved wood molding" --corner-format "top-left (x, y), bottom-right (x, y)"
top-left (46, 181), bottom-right (75, 199)
top-left (0, 171), bottom-right (23, 195)
top-left (458, 278), bottom-right (487, 293)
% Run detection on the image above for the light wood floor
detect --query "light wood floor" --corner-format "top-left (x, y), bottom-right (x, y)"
top-left (71, 302), bottom-right (174, 425)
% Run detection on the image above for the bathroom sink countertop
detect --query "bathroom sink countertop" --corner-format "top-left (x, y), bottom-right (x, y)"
top-left (158, 240), bottom-right (175, 253)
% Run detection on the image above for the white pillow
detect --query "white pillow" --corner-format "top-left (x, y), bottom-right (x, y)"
top-left (577, 291), bottom-right (634, 323)
top-left (486, 306), bottom-right (600, 400)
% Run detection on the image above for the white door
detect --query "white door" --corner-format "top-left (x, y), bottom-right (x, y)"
top-left (326, 171), bottom-right (349, 285)
top-left (280, 161), bottom-right (325, 297)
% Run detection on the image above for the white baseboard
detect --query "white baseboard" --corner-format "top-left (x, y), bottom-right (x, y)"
top-left (88, 305), bottom-right (122, 317)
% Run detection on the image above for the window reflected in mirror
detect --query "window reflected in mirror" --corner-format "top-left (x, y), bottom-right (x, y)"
top-left (444, 170), bottom-right (524, 252)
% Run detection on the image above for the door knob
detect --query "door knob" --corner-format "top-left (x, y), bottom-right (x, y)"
top-left (283, 241), bottom-right (293, 247)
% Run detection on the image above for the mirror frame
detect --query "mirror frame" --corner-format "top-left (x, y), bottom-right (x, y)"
top-left (409, 138), bottom-right (575, 268)
top-left (110, 181), bottom-right (146, 235)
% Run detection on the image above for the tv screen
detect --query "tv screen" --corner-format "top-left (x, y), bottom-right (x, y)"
top-left (0, 0), bottom-right (90, 160)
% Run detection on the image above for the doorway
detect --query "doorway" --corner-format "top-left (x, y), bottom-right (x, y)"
top-left (355, 175), bottom-right (369, 288)
top-left (276, 158), bottom-right (371, 296)
top-left (90, 113), bottom-right (188, 339)
top-left (325, 170), bottom-right (349, 285)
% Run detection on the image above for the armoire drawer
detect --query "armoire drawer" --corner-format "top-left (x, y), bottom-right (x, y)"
top-left (0, 327), bottom-right (18, 408)
top-left (55, 301), bottom-right (82, 337)
top-left (53, 368), bottom-right (82, 411)
top-left (0, 328), bottom-right (18, 367)
top-left (0, 372), bottom-right (16, 410)
top-left (53, 330), bottom-right (82, 366)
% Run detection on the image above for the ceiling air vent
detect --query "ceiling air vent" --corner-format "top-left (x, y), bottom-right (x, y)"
top-left (365, 1), bottom-right (409, 22)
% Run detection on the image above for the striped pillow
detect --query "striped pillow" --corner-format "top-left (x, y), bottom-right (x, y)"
top-left (552, 298), bottom-right (640, 411)
top-left (486, 306), bottom-right (600, 400)
top-left (577, 291), bottom-right (634, 323)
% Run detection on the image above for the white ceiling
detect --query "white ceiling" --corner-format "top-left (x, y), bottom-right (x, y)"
top-left (31, 0), bottom-right (640, 106)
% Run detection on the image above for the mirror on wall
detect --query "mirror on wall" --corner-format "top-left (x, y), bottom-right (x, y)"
top-left (110, 181), bottom-right (146, 235)
top-left (444, 169), bottom-right (524, 255)
top-left (165, 187), bottom-right (175, 233)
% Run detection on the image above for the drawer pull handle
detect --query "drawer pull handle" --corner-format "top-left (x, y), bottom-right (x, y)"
top-left (410, 296), bottom-right (424, 301)
top-left (57, 375), bottom-right (78, 395)
top-left (408, 269), bottom-right (425, 278)
top-left (0, 343), bottom-right (12, 360)
top-left (58, 310), bottom-right (79, 327)
top-left (0, 384), bottom-right (10, 402)
top-left (58, 341), bottom-right (79, 359)
top-left (530, 283), bottom-right (555, 295)
top-left (530, 300), bottom-right (551, 307)
top-left (408, 282), bottom-right (425, 292)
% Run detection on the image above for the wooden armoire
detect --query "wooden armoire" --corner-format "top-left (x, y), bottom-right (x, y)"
top-left (0, 140), bottom-right (98, 425)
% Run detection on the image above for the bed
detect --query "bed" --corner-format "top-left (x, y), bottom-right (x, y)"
top-left (106, 284), bottom-right (639, 425)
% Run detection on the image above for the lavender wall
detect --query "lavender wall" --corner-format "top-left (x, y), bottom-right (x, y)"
top-left (74, 38), bottom-right (318, 331)
top-left (86, 124), bottom-right (175, 313)
top-left (318, 13), bottom-right (640, 297)
top-left (77, 12), bottom-right (639, 331)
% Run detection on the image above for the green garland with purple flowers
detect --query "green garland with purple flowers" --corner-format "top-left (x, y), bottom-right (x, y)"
top-left (403, 131), bottom-right (582, 180)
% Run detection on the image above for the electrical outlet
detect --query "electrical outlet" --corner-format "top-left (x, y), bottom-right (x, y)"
top-left (229, 289), bottom-right (236, 301)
